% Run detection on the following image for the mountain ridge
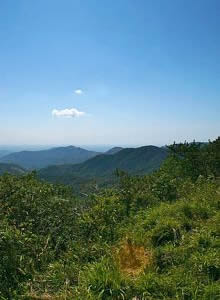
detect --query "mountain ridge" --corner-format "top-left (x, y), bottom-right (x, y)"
top-left (38, 145), bottom-right (168, 185)
top-left (105, 147), bottom-right (123, 155)
top-left (0, 146), bottom-right (100, 169)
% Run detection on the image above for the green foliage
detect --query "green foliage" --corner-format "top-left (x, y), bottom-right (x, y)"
top-left (151, 219), bottom-right (181, 247)
top-left (0, 173), bottom-right (78, 298)
top-left (77, 190), bottom-right (125, 244)
top-left (0, 137), bottom-right (219, 299)
top-left (0, 221), bottom-right (30, 298)
top-left (166, 137), bottom-right (220, 180)
top-left (75, 257), bottom-right (130, 299)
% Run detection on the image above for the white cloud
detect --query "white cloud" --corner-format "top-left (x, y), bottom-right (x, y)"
top-left (52, 108), bottom-right (85, 118)
top-left (74, 89), bottom-right (83, 95)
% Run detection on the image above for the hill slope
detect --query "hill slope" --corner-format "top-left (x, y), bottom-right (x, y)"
top-left (0, 150), bottom-right (11, 158)
top-left (38, 145), bottom-right (168, 184)
top-left (105, 147), bottom-right (123, 155)
top-left (0, 146), bottom-right (100, 169)
top-left (0, 163), bottom-right (26, 175)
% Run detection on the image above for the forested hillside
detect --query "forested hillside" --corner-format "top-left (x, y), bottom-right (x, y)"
top-left (0, 163), bottom-right (26, 175)
top-left (0, 138), bottom-right (219, 299)
top-left (38, 146), bottom-right (168, 187)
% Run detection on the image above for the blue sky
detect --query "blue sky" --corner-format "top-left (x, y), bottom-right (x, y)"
top-left (0, 0), bottom-right (219, 146)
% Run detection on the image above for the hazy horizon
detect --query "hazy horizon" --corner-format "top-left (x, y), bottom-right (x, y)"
top-left (0, 143), bottom-right (158, 153)
top-left (0, 137), bottom-right (213, 154)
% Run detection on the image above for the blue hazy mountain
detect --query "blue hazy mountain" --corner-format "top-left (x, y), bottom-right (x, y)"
top-left (0, 146), bottom-right (100, 169)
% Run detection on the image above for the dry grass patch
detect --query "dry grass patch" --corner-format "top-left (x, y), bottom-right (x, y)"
top-left (115, 239), bottom-right (152, 276)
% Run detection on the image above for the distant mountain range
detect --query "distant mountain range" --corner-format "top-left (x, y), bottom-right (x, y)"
top-left (38, 146), bottom-right (168, 185)
top-left (0, 146), bottom-right (100, 169)
top-left (0, 146), bottom-right (124, 170)
top-left (0, 145), bottom-right (168, 188)
top-left (0, 163), bottom-right (26, 176)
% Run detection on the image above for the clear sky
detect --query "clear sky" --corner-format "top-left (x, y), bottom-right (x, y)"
top-left (0, 0), bottom-right (219, 146)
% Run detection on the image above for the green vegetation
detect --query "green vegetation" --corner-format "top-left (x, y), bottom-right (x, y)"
top-left (0, 163), bottom-right (26, 175)
top-left (0, 138), bottom-right (219, 299)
